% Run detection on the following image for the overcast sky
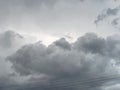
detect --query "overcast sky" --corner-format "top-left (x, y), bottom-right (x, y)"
top-left (1, 0), bottom-right (120, 90)
top-left (0, 0), bottom-right (120, 44)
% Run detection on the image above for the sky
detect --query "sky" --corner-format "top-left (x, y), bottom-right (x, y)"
top-left (1, 0), bottom-right (120, 90)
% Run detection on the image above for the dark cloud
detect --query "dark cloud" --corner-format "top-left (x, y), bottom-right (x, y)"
top-left (73, 33), bottom-right (106, 54)
top-left (54, 38), bottom-right (71, 50)
top-left (0, 1), bottom-right (120, 90)
top-left (94, 6), bottom-right (120, 24)
top-left (111, 18), bottom-right (119, 25)
top-left (3, 32), bottom-right (120, 90)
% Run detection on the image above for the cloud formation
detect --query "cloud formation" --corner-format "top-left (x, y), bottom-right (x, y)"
top-left (94, 6), bottom-right (120, 24)
top-left (2, 32), bottom-right (120, 90)
top-left (0, 1), bottom-right (120, 90)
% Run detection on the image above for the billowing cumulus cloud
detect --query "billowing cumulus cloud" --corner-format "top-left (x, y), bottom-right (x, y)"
top-left (73, 33), bottom-right (106, 54)
top-left (1, 0), bottom-right (120, 90)
top-left (1, 32), bottom-right (119, 90)
top-left (54, 38), bottom-right (71, 50)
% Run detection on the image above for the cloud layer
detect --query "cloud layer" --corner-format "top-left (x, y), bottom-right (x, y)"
top-left (0, 32), bottom-right (119, 90)
top-left (0, 0), bottom-right (120, 90)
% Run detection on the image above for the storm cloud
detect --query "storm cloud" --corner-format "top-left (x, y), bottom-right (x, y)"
top-left (0, 32), bottom-right (119, 90)
top-left (0, 0), bottom-right (120, 90)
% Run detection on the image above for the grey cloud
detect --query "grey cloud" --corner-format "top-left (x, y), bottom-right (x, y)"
top-left (111, 18), bottom-right (119, 25)
top-left (103, 84), bottom-right (120, 90)
top-left (5, 32), bottom-right (120, 90)
top-left (74, 33), bottom-right (106, 54)
top-left (0, 30), bottom-right (23, 48)
top-left (53, 38), bottom-right (71, 50)
top-left (94, 6), bottom-right (120, 24)
top-left (111, 18), bottom-right (120, 30)
top-left (106, 35), bottom-right (120, 60)
top-left (0, 30), bottom-right (30, 85)
top-left (0, 30), bottom-right (27, 57)
top-left (106, 8), bottom-right (119, 15)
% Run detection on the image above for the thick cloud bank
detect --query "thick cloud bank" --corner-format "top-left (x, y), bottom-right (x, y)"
top-left (2, 32), bottom-right (120, 90)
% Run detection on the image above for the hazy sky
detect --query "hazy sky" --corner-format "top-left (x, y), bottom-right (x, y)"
top-left (0, 0), bottom-right (120, 44)
top-left (1, 0), bottom-right (120, 90)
